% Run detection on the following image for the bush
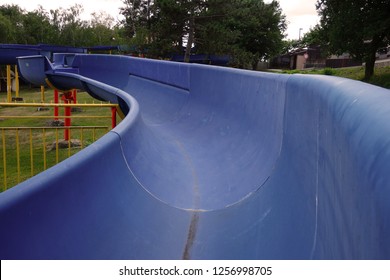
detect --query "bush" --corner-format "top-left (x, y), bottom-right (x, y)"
top-left (322, 68), bottom-right (336, 75)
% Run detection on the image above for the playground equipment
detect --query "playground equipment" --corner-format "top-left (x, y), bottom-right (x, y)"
top-left (0, 44), bottom-right (86, 102)
top-left (0, 65), bottom-right (20, 102)
top-left (0, 51), bottom-right (390, 259)
top-left (0, 45), bottom-right (118, 190)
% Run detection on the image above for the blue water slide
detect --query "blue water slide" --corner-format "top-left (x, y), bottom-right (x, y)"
top-left (0, 44), bottom-right (86, 66)
top-left (0, 44), bottom-right (41, 65)
top-left (0, 53), bottom-right (390, 259)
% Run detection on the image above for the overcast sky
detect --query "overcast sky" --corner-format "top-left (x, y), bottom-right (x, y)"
top-left (0, 0), bottom-right (319, 39)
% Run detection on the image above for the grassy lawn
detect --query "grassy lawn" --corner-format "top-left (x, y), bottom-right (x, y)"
top-left (274, 65), bottom-right (390, 89)
top-left (0, 87), bottom-right (122, 191)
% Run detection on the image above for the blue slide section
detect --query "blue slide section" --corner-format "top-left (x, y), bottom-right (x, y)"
top-left (0, 44), bottom-right (86, 65)
top-left (1, 53), bottom-right (390, 259)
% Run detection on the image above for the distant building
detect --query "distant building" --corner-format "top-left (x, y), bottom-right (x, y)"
top-left (270, 45), bottom-right (326, 70)
top-left (377, 46), bottom-right (390, 60)
top-left (326, 52), bottom-right (362, 68)
top-left (270, 45), bottom-right (375, 70)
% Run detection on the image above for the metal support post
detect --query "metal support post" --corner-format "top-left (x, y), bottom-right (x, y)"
top-left (6, 65), bottom-right (11, 102)
top-left (54, 89), bottom-right (59, 120)
top-left (15, 65), bottom-right (19, 98)
top-left (40, 86), bottom-right (45, 103)
top-left (64, 99), bottom-right (71, 141)
top-left (111, 106), bottom-right (117, 129)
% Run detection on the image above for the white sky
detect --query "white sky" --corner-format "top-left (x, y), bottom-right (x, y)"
top-left (0, 0), bottom-right (319, 39)
top-left (272, 0), bottom-right (320, 39)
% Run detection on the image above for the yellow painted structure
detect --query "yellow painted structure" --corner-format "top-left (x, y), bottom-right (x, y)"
top-left (6, 65), bottom-right (11, 102)
top-left (0, 102), bottom-right (118, 190)
top-left (15, 65), bottom-right (19, 98)
top-left (40, 86), bottom-right (45, 103)
top-left (1, 126), bottom-right (109, 190)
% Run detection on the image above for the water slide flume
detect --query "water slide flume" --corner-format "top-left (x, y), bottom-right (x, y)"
top-left (0, 53), bottom-right (389, 259)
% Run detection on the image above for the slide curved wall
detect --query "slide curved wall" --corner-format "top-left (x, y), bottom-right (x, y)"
top-left (0, 54), bottom-right (389, 259)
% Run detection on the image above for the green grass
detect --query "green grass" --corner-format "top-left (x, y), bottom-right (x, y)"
top-left (368, 66), bottom-right (390, 89)
top-left (274, 66), bottom-right (390, 89)
top-left (0, 87), bottom-right (122, 191)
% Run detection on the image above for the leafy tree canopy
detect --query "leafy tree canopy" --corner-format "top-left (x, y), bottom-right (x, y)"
top-left (1, 1), bottom-right (287, 69)
top-left (0, 4), bottom-right (120, 47)
top-left (316, 0), bottom-right (390, 79)
top-left (120, 0), bottom-right (287, 68)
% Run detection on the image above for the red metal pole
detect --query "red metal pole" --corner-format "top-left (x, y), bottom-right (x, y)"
top-left (72, 89), bottom-right (77, 104)
top-left (54, 89), bottom-right (59, 120)
top-left (111, 106), bottom-right (117, 129)
top-left (64, 99), bottom-right (71, 141)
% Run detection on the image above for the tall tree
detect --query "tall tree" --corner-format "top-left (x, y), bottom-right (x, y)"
top-left (49, 4), bottom-right (88, 46)
top-left (89, 11), bottom-right (116, 45)
top-left (0, 5), bottom-right (25, 43)
top-left (300, 25), bottom-right (324, 47)
top-left (148, 0), bottom-right (185, 56)
top-left (0, 3), bottom-right (126, 47)
top-left (0, 13), bottom-right (14, 43)
top-left (22, 6), bottom-right (55, 44)
top-left (193, 0), bottom-right (237, 55)
top-left (316, 0), bottom-right (390, 79)
top-left (120, 0), bottom-right (286, 67)
top-left (181, 0), bottom-right (208, 62)
top-left (121, 0), bottom-right (154, 38)
top-left (234, 0), bottom-right (286, 68)
top-left (195, 0), bottom-right (286, 69)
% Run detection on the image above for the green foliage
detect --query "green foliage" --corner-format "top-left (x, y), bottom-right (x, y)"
top-left (0, 13), bottom-right (13, 43)
top-left (368, 66), bottom-right (390, 89)
top-left (322, 68), bottom-right (335, 75)
top-left (88, 12), bottom-right (117, 46)
top-left (0, 4), bottom-right (123, 47)
top-left (316, 0), bottom-right (390, 79)
top-left (280, 39), bottom-right (301, 54)
top-left (120, 0), bottom-right (287, 68)
top-left (276, 65), bottom-right (390, 89)
top-left (1, 1), bottom-right (287, 64)
top-left (0, 4), bottom-right (24, 43)
top-left (22, 7), bottom-right (55, 44)
top-left (300, 25), bottom-right (326, 47)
